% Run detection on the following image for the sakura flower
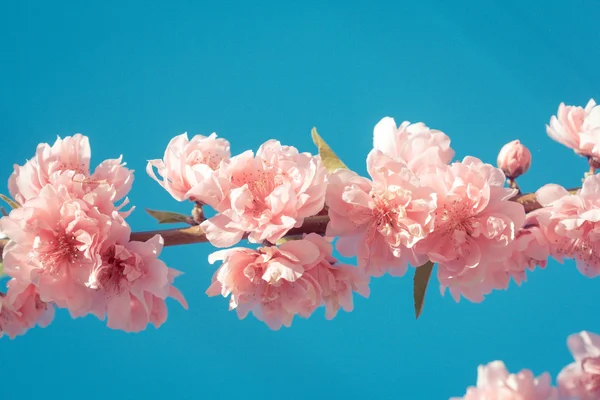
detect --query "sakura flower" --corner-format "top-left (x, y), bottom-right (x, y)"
top-left (497, 139), bottom-right (532, 179)
top-left (147, 132), bottom-right (231, 203)
top-left (326, 158), bottom-right (437, 277)
top-left (557, 331), bottom-right (600, 400)
top-left (451, 361), bottom-right (558, 400)
top-left (87, 235), bottom-right (188, 332)
top-left (201, 140), bottom-right (327, 247)
top-left (142, 268), bottom-right (188, 329)
top-left (482, 213), bottom-right (551, 295)
top-left (301, 233), bottom-right (370, 319)
top-left (0, 280), bottom-right (54, 339)
top-left (206, 233), bottom-right (369, 329)
top-left (0, 184), bottom-right (131, 317)
top-left (9, 133), bottom-right (133, 206)
top-left (546, 99), bottom-right (600, 163)
top-left (370, 117), bottom-right (454, 174)
top-left (535, 175), bottom-right (600, 277)
top-left (414, 157), bottom-right (526, 302)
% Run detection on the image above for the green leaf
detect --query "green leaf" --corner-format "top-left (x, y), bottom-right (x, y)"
top-left (0, 194), bottom-right (20, 209)
top-left (145, 208), bottom-right (191, 224)
top-left (0, 262), bottom-right (4, 278)
top-left (413, 261), bottom-right (435, 319)
top-left (311, 127), bottom-right (348, 172)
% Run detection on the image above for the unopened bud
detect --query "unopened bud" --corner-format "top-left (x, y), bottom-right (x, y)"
top-left (497, 140), bottom-right (531, 179)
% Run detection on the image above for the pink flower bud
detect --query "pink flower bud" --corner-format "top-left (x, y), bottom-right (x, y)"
top-left (497, 140), bottom-right (531, 179)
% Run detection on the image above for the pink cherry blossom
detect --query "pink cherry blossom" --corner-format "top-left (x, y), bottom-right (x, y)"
top-left (86, 235), bottom-right (188, 332)
top-left (535, 176), bottom-right (600, 277)
top-left (301, 233), bottom-right (370, 319)
top-left (147, 132), bottom-right (231, 203)
top-left (9, 134), bottom-right (133, 206)
top-left (0, 280), bottom-right (54, 339)
top-left (546, 99), bottom-right (600, 162)
top-left (414, 157), bottom-right (526, 302)
top-left (0, 184), bottom-right (131, 317)
top-left (497, 139), bottom-right (532, 179)
top-left (200, 140), bottom-right (327, 247)
top-left (326, 158), bottom-right (436, 277)
top-left (371, 117), bottom-right (454, 174)
top-left (476, 214), bottom-right (551, 299)
top-left (557, 331), bottom-right (600, 400)
top-left (451, 361), bottom-right (558, 400)
top-left (206, 233), bottom-right (369, 329)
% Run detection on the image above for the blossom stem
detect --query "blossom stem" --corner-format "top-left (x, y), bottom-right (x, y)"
top-left (507, 178), bottom-right (521, 194)
top-left (0, 189), bottom-right (580, 255)
top-left (585, 164), bottom-right (597, 181)
top-left (191, 202), bottom-right (206, 225)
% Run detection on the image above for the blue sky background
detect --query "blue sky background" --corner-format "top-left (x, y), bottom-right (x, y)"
top-left (2, 1), bottom-right (600, 399)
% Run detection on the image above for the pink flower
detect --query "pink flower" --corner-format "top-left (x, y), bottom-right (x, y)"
top-left (414, 157), bottom-right (526, 302)
top-left (86, 235), bottom-right (188, 332)
top-left (301, 234), bottom-right (370, 319)
top-left (0, 184), bottom-right (131, 317)
top-left (147, 132), bottom-right (231, 203)
top-left (558, 331), bottom-right (600, 400)
top-left (326, 159), bottom-right (437, 277)
top-left (206, 233), bottom-right (369, 329)
top-left (371, 117), bottom-right (454, 174)
top-left (477, 214), bottom-right (551, 298)
top-left (9, 134), bottom-right (133, 206)
top-left (201, 140), bottom-right (327, 247)
top-left (451, 361), bottom-right (558, 400)
top-left (546, 99), bottom-right (600, 161)
top-left (497, 140), bottom-right (532, 179)
top-left (0, 280), bottom-right (54, 339)
top-left (535, 176), bottom-right (600, 277)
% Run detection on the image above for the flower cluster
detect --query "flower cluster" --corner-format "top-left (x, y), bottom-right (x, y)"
top-left (451, 361), bottom-right (558, 400)
top-left (452, 331), bottom-right (600, 400)
top-left (327, 118), bottom-right (528, 302)
top-left (0, 134), bottom-right (187, 338)
top-left (2, 98), bottom-right (600, 336)
top-left (206, 233), bottom-right (369, 329)
top-left (533, 174), bottom-right (600, 277)
top-left (148, 134), bottom-right (327, 247)
top-left (558, 331), bottom-right (600, 400)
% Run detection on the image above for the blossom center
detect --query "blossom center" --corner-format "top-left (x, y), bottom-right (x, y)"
top-left (233, 169), bottom-right (285, 212)
top-left (89, 247), bottom-right (140, 294)
top-left (370, 189), bottom-right (409, 234)
top-left (574, 238), bottom-right (600, 269)
top-left (438, 199), bottom-right (474, 235)
top-left (191, 150), bottom-right (222, 170)
top-left (35, 226), bottom-right (80, 273)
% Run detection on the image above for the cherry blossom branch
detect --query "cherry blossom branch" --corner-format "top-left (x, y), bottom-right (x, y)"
top-left (129, 214), bottom-right (331, 246)
top-left (0, 188), bottom-right (581, 258)
top-left (129, 189), bottom-right (579, 246)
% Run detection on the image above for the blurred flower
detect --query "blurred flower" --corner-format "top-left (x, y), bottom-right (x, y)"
top-left (558, 331), bottom-right (600, 400)
top-left (451, 361), bottom-right (558, 400)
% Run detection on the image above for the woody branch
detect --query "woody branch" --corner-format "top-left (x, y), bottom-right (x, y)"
top-left (0, 189), bottom-right (571, 256)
